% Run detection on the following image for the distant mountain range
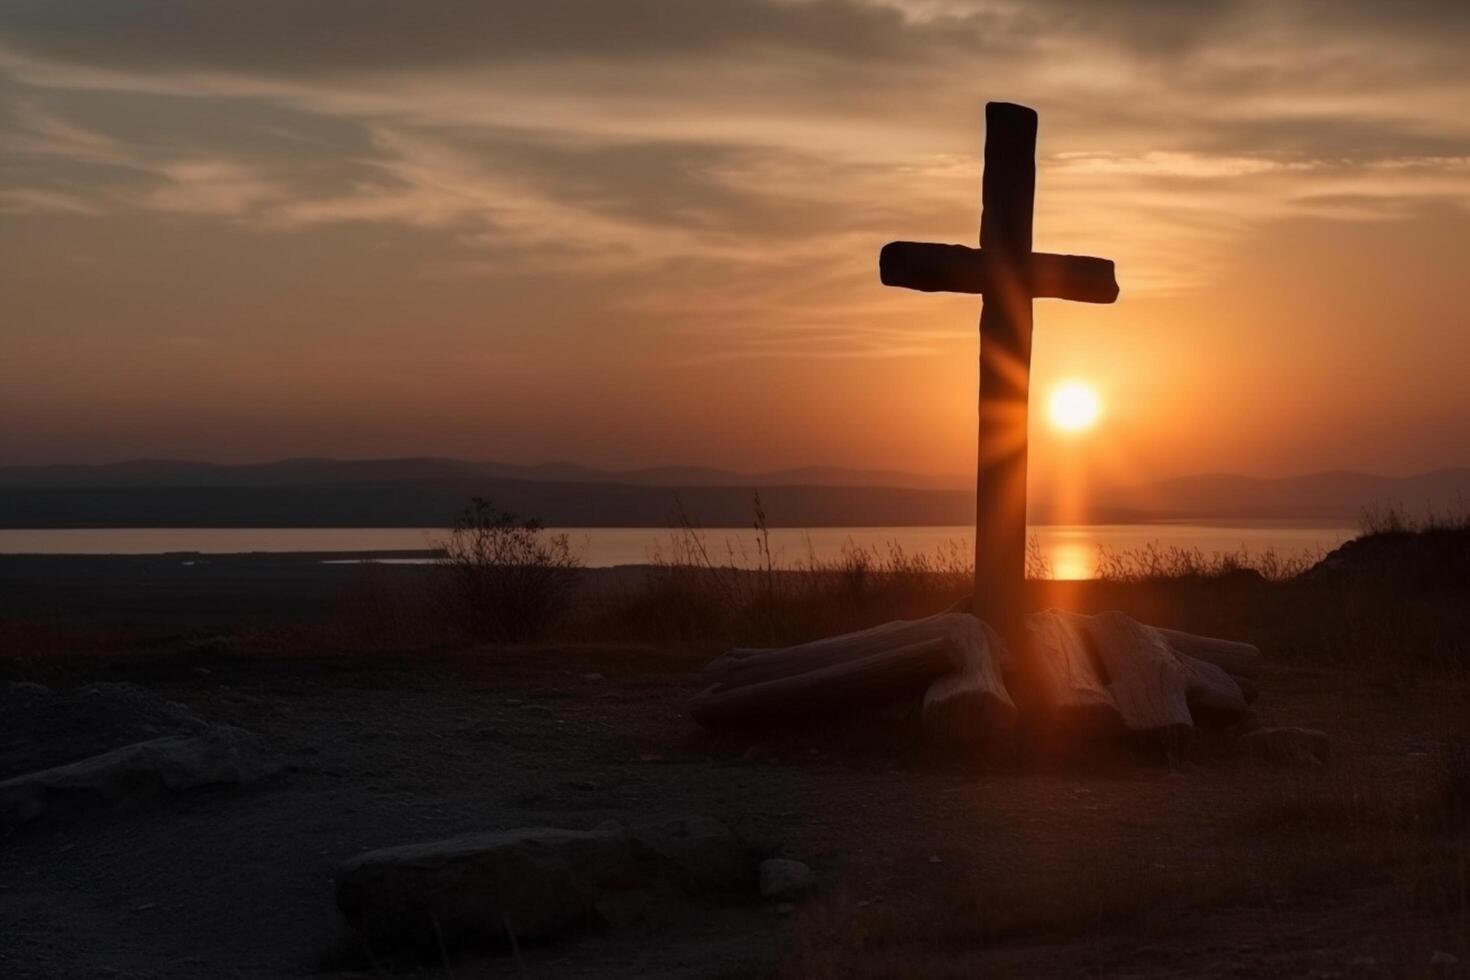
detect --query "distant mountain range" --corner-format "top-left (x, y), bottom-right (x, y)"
top-left (0, 457), bottom-right (968, 491)
top-left (0, 457), bottom-right (1466, 528)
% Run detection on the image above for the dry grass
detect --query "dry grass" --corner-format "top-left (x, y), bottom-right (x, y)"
top-left (1239, 740), bottom-right (1470, 931)
top-left (321, 562), bottom-right (462, 652)
top-left (1095, 542), bottom-right (1316, 584)
top-left (296, 497), bottom-right (1470, 688)
top-left (781, 854), bottom-right (1256, 980)
top-left (21, 496), bottom-right (1458, 687)
top-left (570, 495), bottom-right (977, 647)
top-left (1359, 500), bottom-right (1470, 536)
top-left (779, 732), bottom-right (1470, 978)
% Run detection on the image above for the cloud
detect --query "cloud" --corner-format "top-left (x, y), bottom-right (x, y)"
top-left (0, 0), bottom-right (984, 74)
top-left (140, 159), bottom-right (286, 215)
top-left (1, 0), bottom-right (1468, 355)
top-left (5, 0), bottom-right (1467, 78)
top-left (1050, 151), bottom-right (1315, 179)
top-left (0, 96), bottom-right (125, 163)
top-left (0, 186), bottom-right (99, 214)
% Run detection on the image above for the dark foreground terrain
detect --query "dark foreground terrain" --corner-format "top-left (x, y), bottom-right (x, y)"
top-left (2, 643), bottom-right (1466, 979)
top-left (2, 540), bottom-right (1469, 978)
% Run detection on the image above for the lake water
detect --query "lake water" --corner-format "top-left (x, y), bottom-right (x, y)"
top-left (0, 522), bottom-right (1355, 580)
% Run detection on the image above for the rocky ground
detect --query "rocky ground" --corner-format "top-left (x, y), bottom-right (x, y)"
top-left (2, 640), bottom-right (1466, 979)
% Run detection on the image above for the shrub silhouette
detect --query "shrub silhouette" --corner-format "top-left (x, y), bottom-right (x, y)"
top-left (438, 498), bottom-right (580, 642)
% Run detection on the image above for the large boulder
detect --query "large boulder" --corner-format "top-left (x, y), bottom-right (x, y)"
top-left (0, 725), bottom-right (279, 826)
top-left (335, 816), bottom-right (754, 956)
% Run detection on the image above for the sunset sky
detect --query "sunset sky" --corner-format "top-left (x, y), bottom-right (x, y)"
top-left (3, 1), bottom-right (1469, 484)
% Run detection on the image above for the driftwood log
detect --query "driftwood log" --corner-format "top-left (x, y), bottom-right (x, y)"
top-left (695, 614), bottom-right (1015, 737)
top-left (920, 616), bottom-right (1017, 743)
top-left (1021, 609), bottom-right (1257, 738)
top-left (691, 609), bottom-right (1259, 745)
top-left (690, 636), bottom-right (953, 728)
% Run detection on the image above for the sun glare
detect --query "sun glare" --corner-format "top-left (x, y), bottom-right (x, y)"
top-left (1048, 381), bottom-right (1101, 433)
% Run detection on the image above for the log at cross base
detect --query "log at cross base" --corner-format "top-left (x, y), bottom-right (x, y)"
top-left (690, 609), bottom-right (1258, 744)
top-left (880, 102), bottom-right (1119, 639)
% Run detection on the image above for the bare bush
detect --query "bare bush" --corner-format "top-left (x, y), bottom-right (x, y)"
top-left (437, 498), bottom-right (581, 642)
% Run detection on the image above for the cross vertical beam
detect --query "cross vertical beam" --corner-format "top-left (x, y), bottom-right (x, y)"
top-left (973, 102), bottom-right (1037, 638)
top-left (879, 101), bottom-right (1117, 645)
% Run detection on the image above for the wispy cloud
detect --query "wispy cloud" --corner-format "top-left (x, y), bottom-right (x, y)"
top-left (140, 159), bottom-right (286, 215)
top-left (0, 186), bottom-right (99, 214)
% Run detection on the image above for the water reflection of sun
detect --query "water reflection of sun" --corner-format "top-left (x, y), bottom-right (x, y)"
top-left (1050, 538), bottom-right (1094, 581)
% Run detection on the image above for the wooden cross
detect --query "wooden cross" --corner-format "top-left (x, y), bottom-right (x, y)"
top-left (879, 102), bottom-right (1119, 640)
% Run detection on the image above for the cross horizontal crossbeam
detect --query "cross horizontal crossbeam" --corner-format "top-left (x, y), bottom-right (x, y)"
top-left (879, 241), bottom-right (1118, 304)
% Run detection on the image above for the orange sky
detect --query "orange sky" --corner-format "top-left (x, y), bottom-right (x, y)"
top-left (3, 1), bottom-right (1469, 483)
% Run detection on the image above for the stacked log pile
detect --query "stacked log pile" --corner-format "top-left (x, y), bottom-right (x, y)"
top-left (691, 610), bottom-right (1261, 745)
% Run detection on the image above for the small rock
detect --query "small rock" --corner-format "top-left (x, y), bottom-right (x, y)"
top-left (775, 902), bottom-right (795, 915)
top-left (759, 858), bottom-right (815, 900)
top-left (928, 855), bottom-right (942, 864)
top-left (1430, 951), bottom-right (1459, 968)
top-left (581, 673), bottom-right (605, 681)
top-left (1239, 727), bottom-right (1330, 767)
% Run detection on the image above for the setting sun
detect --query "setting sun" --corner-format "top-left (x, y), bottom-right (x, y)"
top-left (1048, 381), bottom-right (1101, 433)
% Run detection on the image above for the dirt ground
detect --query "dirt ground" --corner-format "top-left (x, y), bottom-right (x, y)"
top-left (2, 639), bottom-right (1465, 980)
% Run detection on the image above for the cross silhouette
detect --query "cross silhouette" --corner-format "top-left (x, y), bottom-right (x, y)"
top-left (880, 102), bottom-right (1119, 640)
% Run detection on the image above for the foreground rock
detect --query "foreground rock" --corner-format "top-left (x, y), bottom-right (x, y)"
top-left (336, 816), bottom-right (755, 956)
top-left (0, 725), bottom-right (280, 826)
top-left (758, 858), bottom-right (815, 900)
top-left (1, 681), bottom-right (209, 780)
